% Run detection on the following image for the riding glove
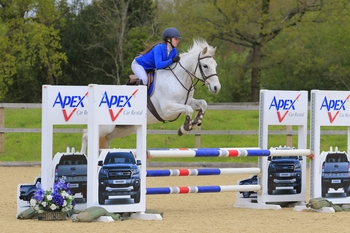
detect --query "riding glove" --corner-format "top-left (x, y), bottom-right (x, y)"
top-left (172, 56), bottom-right (180, 63)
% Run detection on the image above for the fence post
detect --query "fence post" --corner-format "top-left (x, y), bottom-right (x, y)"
top-left (0, 107), bottom-right (4, 152)
top-left (286, 125), bottom-right (292, 147)
top-left (194, 126), bottom-right (201, 148)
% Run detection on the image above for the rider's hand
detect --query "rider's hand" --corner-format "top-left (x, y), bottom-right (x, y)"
top-left (172, 56), bottom-right (180, 63)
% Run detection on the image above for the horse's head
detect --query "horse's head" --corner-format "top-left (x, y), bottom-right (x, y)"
top-left (197, 45), bottom-right (221, 94)
top-left (187, 39), bottom-right (221, 94)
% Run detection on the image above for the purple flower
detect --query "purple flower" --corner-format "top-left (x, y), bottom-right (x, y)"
top-left (33, 188), bottom-right (45, 202)
top-left (52, 192), bottom-right (64, 207)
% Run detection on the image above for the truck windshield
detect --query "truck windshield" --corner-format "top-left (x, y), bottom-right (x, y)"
top-left (105, 153), bottom-right (136, 164)
top-left (326, 154), bottom-right (347, 163)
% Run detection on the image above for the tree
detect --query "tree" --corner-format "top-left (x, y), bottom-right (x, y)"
top-left (0, 0), bottom-right (68, 102)
top-left (262, 2), bottom-right (350, 92)
top-left (171, 0), bottom-right (326, 101)
top-left (60, 0), bottom-right (156, 86)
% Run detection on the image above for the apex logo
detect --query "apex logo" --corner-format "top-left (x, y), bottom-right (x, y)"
top-left (269, 94), bottom-right (301, 122)
top-left (52, 92), bottom-right (88, 121)
top-left (99, 89), bottom-right (139, 121)
top-left (320, 95), bottom-right (350, 123)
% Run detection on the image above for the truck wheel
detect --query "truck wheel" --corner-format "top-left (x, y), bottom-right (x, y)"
top-left (344, 186), bottom-right (350, 196)
top-left (242, 192), bottom-right (251, 198)
top-left (99, 186), bottom-right (106, 205)
top-left (98, 194), bottom-right (105, 205)
top-left (322, 186), bottom-right (328, 197)
top-left (133, 191), bottom-right (140, 203)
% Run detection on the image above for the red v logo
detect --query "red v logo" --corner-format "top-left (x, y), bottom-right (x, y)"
top-left (277, 111), bottom-right (289, 122)
top-left (109, 108), bottom-right (123, 121)
top-left (328, 111), bottom-right (339, 123)
top-left (62, 109), bottom-right (77, 121)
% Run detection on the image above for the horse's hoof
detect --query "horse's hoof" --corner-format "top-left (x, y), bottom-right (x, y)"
top-left (177, 128), bottom-right (183, 136)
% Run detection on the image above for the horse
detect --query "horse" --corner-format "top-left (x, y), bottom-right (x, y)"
top-left (80, 39), bottom-right (221, 153)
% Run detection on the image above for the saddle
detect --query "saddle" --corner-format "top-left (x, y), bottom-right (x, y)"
top-left (126, 71), bottom-right (164, 122)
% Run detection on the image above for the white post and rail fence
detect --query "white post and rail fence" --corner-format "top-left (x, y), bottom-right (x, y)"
top-left (0, 102), bottom-right (345, 153)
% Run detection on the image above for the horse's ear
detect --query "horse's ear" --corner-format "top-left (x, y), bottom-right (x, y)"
top-left (212, 47), bottom-right (217, 55)
top-left (202, 47), bottom-right (208, 55)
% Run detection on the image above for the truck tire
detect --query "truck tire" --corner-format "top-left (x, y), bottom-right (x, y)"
top-left (322, 186), bottom-right (328, 197)
top-left (133, 191), bottom-right (140, 203)
top-left (98, 194), bottom-right (105, 205)
top-left (99, 186), bottom-right (106, 205)
top-left (242, 192), bottom-right (251, 198)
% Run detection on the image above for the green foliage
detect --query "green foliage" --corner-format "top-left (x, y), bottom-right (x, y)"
top-left (60, 0), bottom-right (156, 86)
top-left (0, 0), bottom-right (68, 103)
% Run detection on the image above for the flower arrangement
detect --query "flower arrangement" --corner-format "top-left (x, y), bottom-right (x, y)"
top-left (30, 177), bottom-right (76, 213)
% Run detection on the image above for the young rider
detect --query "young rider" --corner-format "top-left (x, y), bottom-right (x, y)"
top-left (131, 27), bottom-right (181, 85)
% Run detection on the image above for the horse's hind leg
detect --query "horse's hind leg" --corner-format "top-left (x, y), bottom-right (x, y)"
top-left (80, 129), bottom-right (88, 154)
top-left (99, 136), bottom-right (109, 149)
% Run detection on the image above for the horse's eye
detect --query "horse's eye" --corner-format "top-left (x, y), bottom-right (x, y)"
top-left (203, 65), bottom-right (208, 69)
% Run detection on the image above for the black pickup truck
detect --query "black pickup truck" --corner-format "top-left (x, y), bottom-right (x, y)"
top-left (267, 155), bottom-right (303, 195)
top-left (19, 176), bottom-right (41, 202)
top-left (18, 153), bottom-right (88, 202)
top-left (55, 153), bottom-right (88, 198)
top-left (98, 151), bottom-right (141, 205)
top-left (321, 152), bottom-right (350, 197)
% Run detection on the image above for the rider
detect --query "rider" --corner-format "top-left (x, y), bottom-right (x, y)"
top-left (130, 27), bottom-right (181, 85)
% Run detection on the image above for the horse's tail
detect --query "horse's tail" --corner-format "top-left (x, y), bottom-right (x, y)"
top-left (99, 136), bottom-right (109, 149)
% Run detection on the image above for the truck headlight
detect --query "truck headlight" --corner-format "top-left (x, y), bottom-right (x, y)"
top-left (131, 168), bottom-right (139, 175)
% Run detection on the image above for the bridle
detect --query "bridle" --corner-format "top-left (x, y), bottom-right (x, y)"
top-left (168, 52), bottom-right (218, 92)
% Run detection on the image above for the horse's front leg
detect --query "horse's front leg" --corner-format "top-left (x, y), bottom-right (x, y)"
top-left (161, 103), bottom-right (195, 136)
top-left (188, 99), bottom-right (207, 127)
top-left (178, 115), bottom-right (193, 136)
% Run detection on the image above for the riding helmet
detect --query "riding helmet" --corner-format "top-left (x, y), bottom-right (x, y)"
top-left (162, 27), bottom-right (181, 40)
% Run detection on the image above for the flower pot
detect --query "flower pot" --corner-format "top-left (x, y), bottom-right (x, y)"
top-left (38, 210), bottom-right (67, 221)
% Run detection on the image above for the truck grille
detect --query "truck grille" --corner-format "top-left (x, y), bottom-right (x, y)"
top-left (108, 170), bottom-right (131, 179)
top-left (276, 165), bottom-right (294, 172)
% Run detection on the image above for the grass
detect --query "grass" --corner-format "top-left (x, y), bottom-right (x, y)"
top-left (0, 108), bottom-right (348, 163)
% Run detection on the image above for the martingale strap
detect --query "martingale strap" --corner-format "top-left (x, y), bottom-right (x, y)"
top-left (147, 97), bottom-right (165, 123)
top-left (147, 96), bottom-right (182, 123)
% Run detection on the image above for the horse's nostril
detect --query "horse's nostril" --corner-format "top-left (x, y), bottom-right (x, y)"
top-left (214, 86), bottom-right (217, 92)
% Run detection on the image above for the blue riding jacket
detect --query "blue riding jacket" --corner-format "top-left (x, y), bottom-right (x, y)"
top-left (135, 43), bottom-right (178, 71)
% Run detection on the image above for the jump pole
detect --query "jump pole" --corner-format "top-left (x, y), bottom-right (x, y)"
top-left (146, 168), bottom-right (261, 177)
top-left (146, 148), bottom-right (313, 158)
top-left (146, 185), bottom-right (261, 195)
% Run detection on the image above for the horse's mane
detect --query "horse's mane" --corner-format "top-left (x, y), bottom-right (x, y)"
top-left (182, 38), bottom-right (216, 56)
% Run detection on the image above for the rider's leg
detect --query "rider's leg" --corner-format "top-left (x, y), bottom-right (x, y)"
top-left (131, 59), bottom-right (148, 85)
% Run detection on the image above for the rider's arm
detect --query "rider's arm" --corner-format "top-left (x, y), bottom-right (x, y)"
top-left (153, 45), bottom-right (175, 69)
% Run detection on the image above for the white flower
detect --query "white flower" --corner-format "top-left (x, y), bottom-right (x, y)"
top-left (34, 206), bottom-right (40, 211)
top-left (30, 199), bottom-right (37, 207)
top-left (50, 204), bottom-right (57, 210)
top-left (61, 191), bottom-right (67, 197)
top-left (62, 200), bottom-right (67, 207)
top-left (41, 201), bottom-right (47, 207)
top-left (46, 195), bottom-right (52, 201)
